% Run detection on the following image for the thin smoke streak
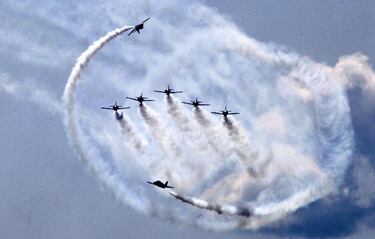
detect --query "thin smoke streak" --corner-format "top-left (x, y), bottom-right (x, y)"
top-left (116, 112), bottom-right (148, 155)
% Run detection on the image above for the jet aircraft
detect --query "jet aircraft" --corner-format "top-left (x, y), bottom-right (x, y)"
top-left (211, 106), bottom-right (240, 117)
top-left (147, 180), bottom-right (173, 189)
top-left (182, 97), bottom-right (210, 107)
top-left (128, 18), bottom-right (150, 36)
top-left (126, 93), bottom-right (155, 106)
top-left (101, 101), bottom-right (130, 112)
top-left (154, 85), bottom-right (183, 96)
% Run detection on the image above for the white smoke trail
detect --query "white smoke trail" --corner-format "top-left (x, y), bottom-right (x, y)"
top-left (138, 104), bottom-right (200, 186)
top-left (223, 117), bottom-right (266, 177)
top-left (116, 112), bottom-right (148, 155)
top-left (165, 96), bottom-right (221, 161)
top-left (139, 105), bottom-right (182, 158)
top-left (165, 96), bottom-right (239, 195)
top-left (193, 107), bottom-right (232, 157)
top-left (166, 95), bottom-right (194, 132)
top-left (62, 25), bottom-right (151, 213)
top-left (169, 190), bottom-right (252, 218)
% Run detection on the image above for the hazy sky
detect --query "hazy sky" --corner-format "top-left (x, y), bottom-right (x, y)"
top-left (1, 1), bottom-right (375, 238)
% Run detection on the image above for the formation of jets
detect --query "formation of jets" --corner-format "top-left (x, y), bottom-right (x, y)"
top-left (109, 19), bottom-right (242, 192)
top-left (101, 85), bottom-right (240, 190)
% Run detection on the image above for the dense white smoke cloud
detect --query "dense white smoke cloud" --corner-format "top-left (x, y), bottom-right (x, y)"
top-left (50, 0), bottom-right (375, 231)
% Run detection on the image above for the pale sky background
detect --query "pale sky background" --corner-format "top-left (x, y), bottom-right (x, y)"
top-left (1, 1), bottom-right (375, 238)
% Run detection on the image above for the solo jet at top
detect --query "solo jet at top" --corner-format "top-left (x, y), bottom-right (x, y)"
top-left (101, 101), bottom-right (130, 112)
top-left (126, 93), bottom-right (155, 106)
top-left (147, 180), bottom-right (173, 189)
top-left (211, 106), bottom-right (240, 117)
top-left (128, 17), bottom-right (150, 36)
top-left (182, 97), bottom-right (210, 107)
top-left (154, 85), bottom-right (183, 96)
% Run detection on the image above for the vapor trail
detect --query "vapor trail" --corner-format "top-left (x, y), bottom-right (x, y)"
top-left (193, 107), bottom-right (232, 157)
top-left (169, 190), bottom-right (252, 218)
top-left (62, 26), bottom-right (151, 213)
top-left (223, 117), bottom-right (264, 176)
top-left (116, 112), bottom-right (148, 155)
top-left (166, 95), bottom-right (194, 132)
top-left (165, 95), bottom-right (216, 156)
top-left (139, 104), bottom-right (202, 187)
top-left (139, 105), bottom-right (182, 158)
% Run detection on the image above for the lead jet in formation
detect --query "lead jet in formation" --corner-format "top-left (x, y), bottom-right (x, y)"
top-left (182, 97), bottom-right (210, 108)
top-left (126, 93), bottom-right (155, 106)
top-left (154, 85), bottom-right (183, 96)
top-left (101, 101), bottom-right (130, 112)
top-left (211, 106), bottom-right (240, 118)
top-left (128, 17), bottom-right (150, 36)
top-left (147, 180), bottom-right (173, 189)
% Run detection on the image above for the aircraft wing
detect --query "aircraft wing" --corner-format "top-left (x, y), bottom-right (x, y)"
top-left (128, 28), bottom-right (136, 36)
top-left (171, 91), bottom-right (183, 94)
top-left (211, 112), bottom-right (222, 115)
top-left (136, 29), bottom-right (140, 34)
top-left (142, 17), bottom-right (151, 24)
top-left (199, 103), bottom-right (210, 106)
top-left (126, 97), bottom-right (138, 101)
top-left (182, 102), bottom-right (193, 105)
top-left (101, 107), bottom-right (112, 110)
top-left (143, 99), bottom-right (155, 102)
top-left (153, 90), bottom-right (165, 93)
top-left (118, 107), bottom-right (130, 109)
top-left (228, 112), bottom-right (240, 115)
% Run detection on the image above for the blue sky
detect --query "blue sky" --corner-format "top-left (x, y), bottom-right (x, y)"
top-left (1, 1), bottom-right (375, 238)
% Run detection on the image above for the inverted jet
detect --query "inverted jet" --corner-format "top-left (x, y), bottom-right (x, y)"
top-left (147, 180), bottom-right (173, 189)
top-left (128, 18), bottom-right (150, 36)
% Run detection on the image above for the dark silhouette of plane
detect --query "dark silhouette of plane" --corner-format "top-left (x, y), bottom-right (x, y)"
top-left (182, 97), bottom-right (210, 107)
top-left (126, 93), bottom-right (155, 106)
top-left (128, 18), bottom-right (150, 36)
top-left (147, 180), bottom-right (173, 189)
top-left (154, 85), bottom-right (183, 96)
top-left (101, 101), bottom-right (130, 112)
top-left (211, 106), bottom-right (240, 117)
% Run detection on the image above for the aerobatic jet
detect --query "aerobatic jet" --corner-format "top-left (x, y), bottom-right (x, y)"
top-left (126, 93), bottom-right (155, 106)
top-left (128, 17), bottom-right (150, 36)
top-left (154, 85), bottom-right (183, 96)
top-left (101, 101), bottom-right (130, 112)
top-left (182, 97), bottom-right (210, 107)
top-left (211, 106), bottom-right (240, 117)
top-left (147, 180), bottom-right (173, 189)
